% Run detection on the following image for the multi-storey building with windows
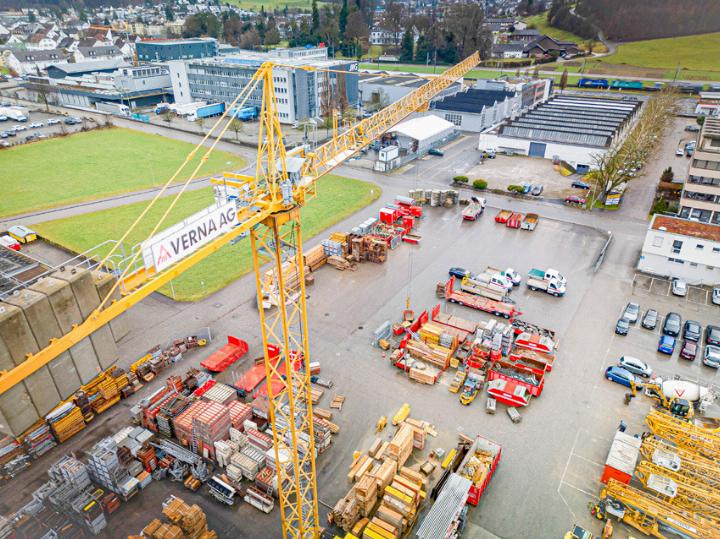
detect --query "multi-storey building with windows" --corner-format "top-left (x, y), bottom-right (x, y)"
top-left (167, 47), bottom-right (357, 125)
top-left (679, 118), bottom-right (720, 224)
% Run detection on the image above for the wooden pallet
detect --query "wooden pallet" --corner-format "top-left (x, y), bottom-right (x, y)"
top-left (330, 395), bottom-right (346, 410)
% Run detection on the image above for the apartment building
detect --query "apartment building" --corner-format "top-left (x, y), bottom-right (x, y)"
top-left (679, 118), bottom-right (720, 224)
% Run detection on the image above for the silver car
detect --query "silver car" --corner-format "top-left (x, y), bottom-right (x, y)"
top-left (622, 302), bottom-right (640, 323)
top-left (712, 287), bottom-right (720, 305)
top-left (703, 345), bottom-right (720, 368)
top-left (618, 356), bottom-right (653, 378)
top-left (671, 279), bottom-right (688, 297)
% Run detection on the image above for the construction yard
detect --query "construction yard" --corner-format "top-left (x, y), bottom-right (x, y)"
top-left (1, 52), bottom-right (720, 539)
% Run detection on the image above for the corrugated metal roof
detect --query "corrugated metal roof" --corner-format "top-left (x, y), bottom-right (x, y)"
top-left (416, 473), bottom-right (472, 539)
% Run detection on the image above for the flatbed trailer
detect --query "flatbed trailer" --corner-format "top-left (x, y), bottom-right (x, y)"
top-left (506, 212), bottom-right (523, 229)
top-left (487, 360), bottom-right (545, 406)
top-left (494, 209), bottom-right (512, 223)
top-left (460, 276), bottom-right (507, 301)
top-left (439, 278), bottom-right (520, 319)
top-left (200, 336), bottom-right (249, 372)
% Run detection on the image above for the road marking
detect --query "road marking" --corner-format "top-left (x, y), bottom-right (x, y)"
top-left (572, 453), bottom-right (604, 467)
top-left (561, 480), bottom-right (598, 498)
top-left (559, 429), bottom-right (581, 492)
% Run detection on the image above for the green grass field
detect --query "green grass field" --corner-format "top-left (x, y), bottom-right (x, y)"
top-left (0, 128), bottom-right (246, 219)
top-left (522, 13), bottom-right (587, 44)
top-left (35, 175), bottom-right (381, 301)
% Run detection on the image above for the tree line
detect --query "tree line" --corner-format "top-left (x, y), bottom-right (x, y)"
top-left (547, 0), bottom-right (596, 40)
top-left (576, 0), bottom-right (720, 41)
top-left (182, 0), bottom-right (491, 63)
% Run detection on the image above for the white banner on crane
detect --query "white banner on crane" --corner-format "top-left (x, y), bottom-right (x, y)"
top-left (141, 201), bottom-right (238, 272)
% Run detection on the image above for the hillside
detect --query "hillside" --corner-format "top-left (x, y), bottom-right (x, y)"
top-left (577, 0), bottom-right (720, 41)
top-left (522, 13), bottom-right (586, 44)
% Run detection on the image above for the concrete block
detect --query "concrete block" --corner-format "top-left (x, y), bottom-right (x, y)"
top-left (29, 277), bottom-right (101, 384)
top-left (3, 290), bottom-right (79, 400)
top-left (0, 304), bottom-right (41, 436)
top-left (92, 271), bottom-right (129, 343)
top-left (54, 267), bottom-right (118, 370)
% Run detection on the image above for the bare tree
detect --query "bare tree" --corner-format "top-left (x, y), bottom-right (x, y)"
top-left (382, 0), bottom-right (404, 46)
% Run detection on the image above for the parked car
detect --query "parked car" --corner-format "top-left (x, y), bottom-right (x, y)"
top-left (615, 317), bottom-right (630, 336)
top-left (671, 279), bottom-right (688, 297)
top-left (0, 131), bottom-right (7, 139)
top-left (0, 115), bottom-right (7, 122)
top-left (565, 195), bottom-right (586, 206)
top-left (683, 320), bottom-right (702, 342)
top-left (658, 335), bottom-right (676, 355)
top-left (64, 117), bottom-right (81, 125)
top-left (448, 266), bottom-right (469, 279)
top-left (680, 340), bottom-right (698, 360)
top-left (713, 287), bottom-right (720, 305)
top-left (0, 141), bottom-right (10, 148)
top-left (428, 148), bottom-right (444, 156)
top-left (46, 118), bottom-right (61, 125)
top-left (13, 124), bottom-right (26, 131)
top-left (571, 180), bottom-right (590, 189)
top-left (663, 312), bottom-right (681, 336)
top-left (703, 345), bottom-right (720, 368)
top-left (685, 125), bottom-right (700, 132)
top-left (676, 147), bottom-right (685, 156)
top-left (24, 134), bottom-right (37, 142)
top-left (0, 235), bottom-right (21, 251)
top-left (605, 366), bottom-right (642, 389)
top-left (531, 184), bottom-right (544, 196)
top-left (3, 129), bottom-right (15, 137)
top-left (622, 302), bottom-right (640, 323)
top-left (686, 147), bottom-right (694, 157)
top-left (617, 356), bottom-right (652, 378)
top-left (641, 309), bottom-right (658, 330)
top-left (29, 122), bottom-right (43, 129)
top-left (705, 324), bottom-right (720, 346)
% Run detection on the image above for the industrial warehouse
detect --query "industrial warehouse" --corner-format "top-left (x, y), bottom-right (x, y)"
top-left (478, 95), bottom-right (642, 172)
top-left (0, 16), bottom-right (719, 539)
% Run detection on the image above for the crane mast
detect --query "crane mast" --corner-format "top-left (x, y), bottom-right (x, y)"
top-left (0, 54), bottom-right (481, 538)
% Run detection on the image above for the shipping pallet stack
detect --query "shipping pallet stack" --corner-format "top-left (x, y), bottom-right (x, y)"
top-left (330, 419), bottom-right (431, 537)
top-left (192, 401), bottom-right (232, 461)
top-left (130, 496), bottom-right (218, 539)
top-left (85, 437), bottom-right (139, 501)
top-left (408, 189), bottom-right (459, 207)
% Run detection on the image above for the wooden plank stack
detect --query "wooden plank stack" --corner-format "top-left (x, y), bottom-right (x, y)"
top-left (387, 424), bottom-right (413, 468)
top-left (132, 496), bottom-right (218, 539)
top-left (406, 339), bottom-right (454, 370)
top-left (46, 402), bottom-right (85, 443)
top-left (363, 472), bottom-right (424, 539)
top-left (304, 244), bottom-right (327, 271)
top-left (331, 395), bottom-right (346, 410)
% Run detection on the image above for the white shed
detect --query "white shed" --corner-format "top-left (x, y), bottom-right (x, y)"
top-left (388, 115), bottom-right (456, 154)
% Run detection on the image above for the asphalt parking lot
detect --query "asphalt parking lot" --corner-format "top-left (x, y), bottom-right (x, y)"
top-left (0, 109), bottom-right (91, 147)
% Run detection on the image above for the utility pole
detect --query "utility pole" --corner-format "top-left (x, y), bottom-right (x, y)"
top-left (673, 62), bottom-right (680, 82)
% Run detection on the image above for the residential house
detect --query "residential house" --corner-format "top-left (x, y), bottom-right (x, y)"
top-left (2, 48), bottom-right (68, 75)
top-left (26, 31), bottom-right (59, 51)
top-left (524, 35), bottom-right (580, 58)
top-left (490, 43), bottom-right (525, 59)
top-left (483, 18), bottom-right (516, 33)
top-left (74, 45), bottom-right (123, 63)
top-left (507, 29), bottom-right (541, 43)
top-left (369, 27), bottom-right (403, 47)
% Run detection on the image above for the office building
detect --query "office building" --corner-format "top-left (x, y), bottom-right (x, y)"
top-left (167, 47), bottom-right (358, 124)
top-left (679, 118), bottom-right (720, 224)
top-left (136, 38), bottom-right (219, 62)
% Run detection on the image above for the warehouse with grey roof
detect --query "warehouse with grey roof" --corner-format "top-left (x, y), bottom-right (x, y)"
top-left (478, 95), bottom-right (642, 172)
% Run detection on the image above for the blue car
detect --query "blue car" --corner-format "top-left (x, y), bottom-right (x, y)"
top-left (605, 366), bottom-right (642, 389)
top-left (658, 335), bottom-right (676, 355)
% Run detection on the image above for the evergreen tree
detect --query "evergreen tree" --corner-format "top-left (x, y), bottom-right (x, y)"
top-left (311, 0), bottom-right (320, 33)
top-left (399, 29), bottom-right (414, 62)
top-left (339, 0), bottom-right (348, 35)
top-left (165, 4), bottom-right (175, 22)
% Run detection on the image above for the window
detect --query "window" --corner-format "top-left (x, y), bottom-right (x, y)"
top-left (652, 236), bottom-right (663, 247)
top-left (444, 113), bottom-right (462, 126)
top-left (672, 240), bottom-right (683, 254)
top-left (708, 266), bottom-right (715, 270)
top-left (697, 243), bottom-right (705, 249)
top-left (668, 258), bottom-right (685, 264)
top-left (690, 262), bottom-right (698, 267)
top-left (715, 247), bottom-right (720, 253)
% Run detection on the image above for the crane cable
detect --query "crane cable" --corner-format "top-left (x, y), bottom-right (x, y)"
top-left (94, 72), bottom-right (263, 312)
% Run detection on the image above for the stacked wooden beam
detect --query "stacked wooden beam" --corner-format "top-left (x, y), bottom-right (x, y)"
top-left (406, 339), bottom-right (454, 370)
top-left (387, 424), bottom-right (413, 468)
top-left (46, 402), bottom-right (85, 443)
top-left (356, 472), bottom-right (378, 517)
top-left (304, 244), bottom-right (327, 271)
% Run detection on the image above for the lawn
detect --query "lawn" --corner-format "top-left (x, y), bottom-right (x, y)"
top-left (522, 13), bottom-right (587, 44)
top-left (0, 128), bottom-right (246, 218)
top-left (35, 175), bottom-right (381, 301)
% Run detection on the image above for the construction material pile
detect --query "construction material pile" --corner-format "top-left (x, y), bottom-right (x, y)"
top-left (329, 413), bottom-right (435, 537)
top-left (131, 496), bottom-right (218, 539)
top-left (407, 189), bottom-right (459, 207)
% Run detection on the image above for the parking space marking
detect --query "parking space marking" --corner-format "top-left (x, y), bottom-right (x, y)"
top-left (571, 453), bottom-right (604, 467)
top-left (560, 481), bottom-right (597, 498)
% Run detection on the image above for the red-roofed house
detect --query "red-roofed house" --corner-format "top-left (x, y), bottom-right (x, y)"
top-left (638, 214), bottom-right (720, 284)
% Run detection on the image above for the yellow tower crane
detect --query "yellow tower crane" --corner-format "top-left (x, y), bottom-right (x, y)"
top-left (0, 53), bottom-right (480, 538)
top-left (645, 409), bottom-right (720, 461)
top-left (634, 459), bottom-right (720, 520)
top-left (600, 479), bottom-right (720, 539)
top-left (640, 436), bottom-right (720, 490)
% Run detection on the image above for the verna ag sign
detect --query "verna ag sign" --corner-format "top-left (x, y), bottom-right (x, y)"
top-left (141, 202), bottom-right (238, 272)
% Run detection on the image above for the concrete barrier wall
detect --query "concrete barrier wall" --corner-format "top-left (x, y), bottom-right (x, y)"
top-left (3, 289), bottom-right (80, 400)
top-left (0, 304), bottom-right (42, 436)
top-left (0, 271), bottom-right (128, 436)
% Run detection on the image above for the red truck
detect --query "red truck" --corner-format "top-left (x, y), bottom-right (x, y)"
top-left (439, 278), bottom-right (520, 319)
top-left (458, 434), bottom-right (502, 506)
top-left (200, 336), bottom-right (249, 372)
top-left (506, 212), bottom-right (523, 229)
